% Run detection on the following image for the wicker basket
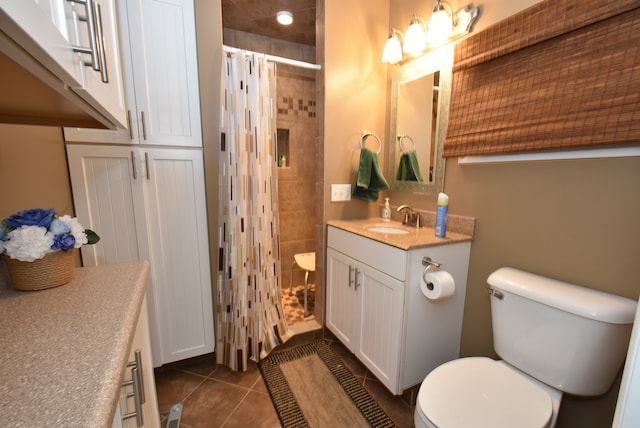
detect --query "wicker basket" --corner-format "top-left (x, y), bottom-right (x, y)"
top-left (2, 250), bottom-right (75, 291)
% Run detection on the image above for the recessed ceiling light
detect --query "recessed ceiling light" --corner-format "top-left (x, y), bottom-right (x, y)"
top-left (277, 11), bottom-right (293, 26)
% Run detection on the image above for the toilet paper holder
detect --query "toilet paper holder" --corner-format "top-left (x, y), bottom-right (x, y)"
top-left (422, 256), bottom-right (442, 269)
top-left (422, 257), bottom-right (443, 290)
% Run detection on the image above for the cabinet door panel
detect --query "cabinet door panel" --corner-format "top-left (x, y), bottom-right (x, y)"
top-left (358, 264), bottom-right (404, 394)
top-left (66, 144), bottom-right (145, 266)
top-left (72, 0), bottom-right (127, 129)
top-left (326, 248), bottom-right (358, 352)
top-left (0, 0), bottom-right (84, 89)
top-left (126, 0), bottom-right (202, 147)
top-left (63, 0), bottom-right (200, 145)
top-left (142, 148), bottom-right (214, 364)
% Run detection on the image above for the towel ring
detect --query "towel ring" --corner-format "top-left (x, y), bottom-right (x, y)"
top-left (359, 131), bottom-right (382, 154)
top-left (397, 134), bottom-right (415, 154)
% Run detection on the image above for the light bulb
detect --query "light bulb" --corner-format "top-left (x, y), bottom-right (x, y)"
top-left (427, 7), bottom-right (452, 46)
top-left (277, 11), bottom-right (293, 26)
top-left (382, 32), bottom-right (403, 64)
top-left (403, 15), bottom-right (426, 55)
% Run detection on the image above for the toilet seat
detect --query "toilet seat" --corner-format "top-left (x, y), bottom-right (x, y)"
top-left (416, 357), bottom-right (553, 428)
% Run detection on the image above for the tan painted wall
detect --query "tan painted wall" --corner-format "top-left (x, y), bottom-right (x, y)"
top-left (324, 0), bottom-right (391, 222)
top-left (0, 124), bottom-right (72, 219)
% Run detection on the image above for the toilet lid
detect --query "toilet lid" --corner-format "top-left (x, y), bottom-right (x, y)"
top-left (418, 357), bottom-right (552, 428)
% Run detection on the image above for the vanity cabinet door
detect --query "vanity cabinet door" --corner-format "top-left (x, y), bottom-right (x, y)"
top-left (327, 245), bottom-right (404, 393)
top-left (326, 248), bottom-right (358, 352)
top-left (357, 263), bottom-right (404, 393)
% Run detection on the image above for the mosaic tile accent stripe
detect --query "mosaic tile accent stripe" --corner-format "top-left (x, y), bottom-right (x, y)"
top-left (277, 97), bottom-right (317, 118)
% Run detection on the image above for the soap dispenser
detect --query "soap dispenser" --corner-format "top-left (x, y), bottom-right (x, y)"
top-left (382, 198), bottom-right (391, 222)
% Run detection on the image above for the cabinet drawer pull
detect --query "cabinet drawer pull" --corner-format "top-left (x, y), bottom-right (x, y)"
top-left (122, 349), bottom-right (145, 427)
top-left (93, 1), bottom-right (109, 83)
top-left (68, 0), bottom-right (108, 82)
top-left (354, 267), bottom-right (361, 290)
top-left (127, 110), bottom-right (134, 139)
top-left (134, 350), bottom-right (145, 404)
top-left (68, 0), bottom-right (99, 71)
top-left (130, 151), bottom-right (137, 179)
top-left (141, 111), bottom-right (148, 140)
top-left (348, 266), bottom-right (354, 287)
top-left (122, 366), bottom-right (144, 427)
top-left (144, 152), bottom-right (150, 180)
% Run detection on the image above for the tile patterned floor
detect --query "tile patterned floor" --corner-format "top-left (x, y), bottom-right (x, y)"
top-left (281, 283), bottom-right (315, 325)
top-left (154, 332), bottom-right (416, 427)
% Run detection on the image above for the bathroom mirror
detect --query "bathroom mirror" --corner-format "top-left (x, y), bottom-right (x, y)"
top-left (388, 46), bottom-right (454, 195)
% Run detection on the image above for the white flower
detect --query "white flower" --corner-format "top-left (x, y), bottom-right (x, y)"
top-left (4, 226), bottom-right (54, 262)
top-left (58, 215), bottom-right (87, 248)
top-left (50, 218), bottom-right (71, 235)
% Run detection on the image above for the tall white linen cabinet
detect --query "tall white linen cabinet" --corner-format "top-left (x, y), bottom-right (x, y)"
top-left (64, 0), bottom-right (214, 367)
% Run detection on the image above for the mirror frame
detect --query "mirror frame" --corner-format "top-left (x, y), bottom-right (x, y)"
top-left (388, 46), bottom-right (454, 195)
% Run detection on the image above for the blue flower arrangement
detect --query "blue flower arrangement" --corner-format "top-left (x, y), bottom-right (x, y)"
top-left (0, 208), bottom-right (100, 262)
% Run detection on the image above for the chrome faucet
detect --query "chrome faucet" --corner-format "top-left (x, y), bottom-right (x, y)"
top-left (397, 205), bottom-right (421, 228)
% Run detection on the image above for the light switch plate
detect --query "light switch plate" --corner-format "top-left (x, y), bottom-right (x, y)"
top-left (331, 184), bottom-right (351, 201)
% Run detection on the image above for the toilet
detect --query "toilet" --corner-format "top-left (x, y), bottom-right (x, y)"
top-left (415, 267), bottom-right (638, 428)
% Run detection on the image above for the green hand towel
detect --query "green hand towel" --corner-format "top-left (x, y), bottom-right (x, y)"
top-left (353, 148), bottom-right (389, 201)
top-left (396, 150), bottom-right (424, 182)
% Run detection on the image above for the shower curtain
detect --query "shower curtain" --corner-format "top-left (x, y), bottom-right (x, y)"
top-left (216, 50), bottom-right (292, 371)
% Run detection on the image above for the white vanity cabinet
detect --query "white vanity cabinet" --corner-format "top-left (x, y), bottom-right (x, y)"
top-left (327, 230), bottom-right (406, 392)
top-left (63, 0), bottom-right (202, 147)
top-left (327, 225), bottom-right (471, 395)
top-left (66, 144), bottom-right (215, 367)
top-left (0, 0), bottom-right (127, 128)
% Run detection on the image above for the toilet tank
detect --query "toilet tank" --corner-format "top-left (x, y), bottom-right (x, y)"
top-left (488, 267), bottom-right (637, 396)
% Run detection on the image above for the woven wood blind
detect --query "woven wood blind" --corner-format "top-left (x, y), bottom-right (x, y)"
top-left (443, 0), bottom-right (640, 157)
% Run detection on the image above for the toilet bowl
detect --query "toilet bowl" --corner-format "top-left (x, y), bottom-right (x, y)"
top-left (414, 267), bottom-right (637, 428)
top-left (414, 357), bottom-right (560, 428)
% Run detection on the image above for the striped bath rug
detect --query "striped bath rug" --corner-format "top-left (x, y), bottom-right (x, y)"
top-left (259, 340), bottom-right (396, 427)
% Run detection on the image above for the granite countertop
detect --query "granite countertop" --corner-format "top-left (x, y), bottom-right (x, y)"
top-left (0, 261), bottom-right (150, 427)
top-left (327, 218), bottom-right (474, 250)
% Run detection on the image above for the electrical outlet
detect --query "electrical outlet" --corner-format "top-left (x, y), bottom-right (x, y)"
top-left (331, 184), bottom-right (351, 202)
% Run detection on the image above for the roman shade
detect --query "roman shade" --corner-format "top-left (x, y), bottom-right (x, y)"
top-left (443, 0), bottom-right (640, 157)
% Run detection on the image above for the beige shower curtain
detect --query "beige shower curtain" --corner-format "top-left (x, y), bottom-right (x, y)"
top-left (216, 50), bottom-right (292, 371)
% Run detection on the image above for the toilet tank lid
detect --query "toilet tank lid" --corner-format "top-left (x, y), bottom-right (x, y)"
top-left (488, 267), bottom-right (637, 324)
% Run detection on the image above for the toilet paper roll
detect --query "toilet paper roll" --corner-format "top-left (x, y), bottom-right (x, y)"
top-left (421, 270), bottom-right (455, 301)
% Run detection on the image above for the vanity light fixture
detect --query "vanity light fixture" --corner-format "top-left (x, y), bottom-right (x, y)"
top-left (382, 1), bottom-right (481, 64)
top-left (382, 29), bottom-right (404, 65)
top-left (276, 10), bottom-right (293, 26)
top-left (427, 0), bottom-right (453, 46)
top-left (404, 14), bottom-right (427, 55)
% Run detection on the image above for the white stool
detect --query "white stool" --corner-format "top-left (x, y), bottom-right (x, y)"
top-left (289, 252), bottom-right (315, 317)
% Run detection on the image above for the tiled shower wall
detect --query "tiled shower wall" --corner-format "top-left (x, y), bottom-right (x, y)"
top-left (275, 64), bottom-right (318, 292)
top-left (223, 29), bottom-right (320, 318)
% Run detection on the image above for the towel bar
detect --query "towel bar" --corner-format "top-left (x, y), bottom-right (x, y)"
top-left (359, 131), bottom-right (382, 154)
top-left (397, 134), bottom-right (415, 154)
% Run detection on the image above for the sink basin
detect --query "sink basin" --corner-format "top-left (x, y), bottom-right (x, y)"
top-left (367, 226), bottom-right (410, 234)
